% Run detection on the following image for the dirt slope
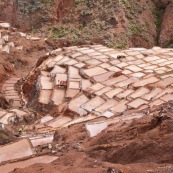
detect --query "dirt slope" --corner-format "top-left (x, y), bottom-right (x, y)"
top-left (0, 38), bottom-right (47, 82)
top-left (11, 101), bottom-right (173, 173)
top-left (159, 1), bottom-right (173, 47)
top-left (1, 0), bottom-right (173, 48)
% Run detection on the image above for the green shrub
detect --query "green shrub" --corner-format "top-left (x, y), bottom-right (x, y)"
top-left (130, 23), bottom-right (142, 35)
top-left (75, 0), bottom-right (82, 5)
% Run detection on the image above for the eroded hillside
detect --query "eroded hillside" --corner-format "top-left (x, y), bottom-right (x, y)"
top-left (0, 0), bottom-right (173, 48)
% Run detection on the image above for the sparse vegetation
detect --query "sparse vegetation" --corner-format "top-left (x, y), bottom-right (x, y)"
top-left (130, 22), bottom-right (142, 35)
top-left (120, 0), bottom-right (131, 9)
top-left (11, 0), bottom-right (172, 48)
top-left (152, 6), bottom-right (165, 45)
top-left (75, 0), bottom-right (83, 5)
top-left (41, 0), bottom-right (54, 4)
top-left (44, 0), bottom-right (161, 48)
top-left (50, 25), bottom-right (81, 41)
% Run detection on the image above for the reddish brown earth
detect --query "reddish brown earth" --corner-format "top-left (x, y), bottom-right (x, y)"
top-left (1, 0), bottom-right (173, 48)
top-left (0, 40), bottom-right (45, 81)
top-left (11, 101), bottom-right (173, 173)
top-left (159, 0), bottom-right (173, 47)
top-left (0, 33), bottom-right (70, 83)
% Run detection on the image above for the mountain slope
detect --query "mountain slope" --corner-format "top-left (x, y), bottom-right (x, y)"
top-left (1, 0), bottom-right (173, 48)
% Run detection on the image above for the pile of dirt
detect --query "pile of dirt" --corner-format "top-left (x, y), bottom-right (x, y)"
top-left (10, 151), bottom-right (173, 173)
top-left (86, 103), bottom-right (173, 164)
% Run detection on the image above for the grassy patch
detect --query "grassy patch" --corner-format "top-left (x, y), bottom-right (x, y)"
top-left (152, 7), bottom-right (165, 45)
top-left (130, 22), bottom-right (142, 35)
top-left (89, 19), bottom-right (111, 31)
top-left (152, 7), bottom-right (162, 29)
top-left (116, 42), bottom-right (127, 49)
top-left (41, 0), bottom-right (54, 4)
top-left (120, 0), bottom-right (131, 9)
top-left (50, 25), bottom-right (81, 40)
top-left (75, 0), bottom-right (83, 5)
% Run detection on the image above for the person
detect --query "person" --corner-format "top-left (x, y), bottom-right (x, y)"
top-left (18, 127), bottom-right (23, 136)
